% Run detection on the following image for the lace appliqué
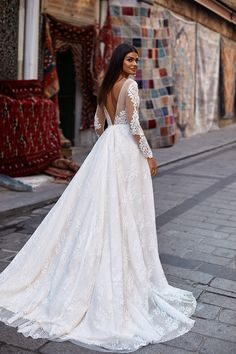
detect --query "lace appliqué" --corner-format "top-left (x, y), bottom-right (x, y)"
top-left (127, 82), bottom-right (153, 159)
top-left (115, 110), bottom-right (128, 125)
top-left (94, 113), bottom-right (101, 130)
top-left (94, 112), bottom-right (102, 137)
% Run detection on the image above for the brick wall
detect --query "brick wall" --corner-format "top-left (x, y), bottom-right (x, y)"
top-left (0, 0), bottom-right (19, 80)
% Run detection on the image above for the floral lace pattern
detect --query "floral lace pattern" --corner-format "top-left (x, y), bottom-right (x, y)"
top-left (127, 81), bottom-right (153, 158)
top-left (114, 110), bottom-right (128, 125)
top-left (94, 112), bottom-right (101, 130)
top-left (94, 111), bottom-right (102, 137)
top-left (94, 80), bottom-right (153, 159)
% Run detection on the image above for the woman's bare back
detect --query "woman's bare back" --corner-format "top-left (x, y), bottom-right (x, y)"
top-left (105, 78), bottom-right (127, 123)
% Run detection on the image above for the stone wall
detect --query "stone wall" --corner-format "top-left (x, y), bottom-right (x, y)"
top-left (0, 0), bottom-right (19, 79)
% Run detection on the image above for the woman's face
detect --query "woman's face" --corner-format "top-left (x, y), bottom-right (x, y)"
top-left (122, 52), bottom-right (139, 77)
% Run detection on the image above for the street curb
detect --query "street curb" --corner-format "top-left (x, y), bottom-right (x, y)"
top-left (0, 197), bottom-right (61, 221)
top-left (1, 139), bottom-right (236, 220)
top-left (158, 140), bottom-right (236, 168)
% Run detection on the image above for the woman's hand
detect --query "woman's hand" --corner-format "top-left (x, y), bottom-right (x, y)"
top-left (147, 157), bottom-right (158, 177)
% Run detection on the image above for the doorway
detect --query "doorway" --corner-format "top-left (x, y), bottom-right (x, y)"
top-left (57, 50), bottom-right (76, 145)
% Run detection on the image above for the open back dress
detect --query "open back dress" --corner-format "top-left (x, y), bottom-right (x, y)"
top-left (0, 78), bottom-right (196, 352)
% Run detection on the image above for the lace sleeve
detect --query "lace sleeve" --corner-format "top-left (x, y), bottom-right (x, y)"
top-left (94, 105), bottom-right (105, 137)
top-left (126, 81), bottom-right (153, 159)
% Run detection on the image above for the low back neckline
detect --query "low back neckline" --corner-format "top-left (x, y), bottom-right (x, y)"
top-left (104, 78), bottom-right (132, 125)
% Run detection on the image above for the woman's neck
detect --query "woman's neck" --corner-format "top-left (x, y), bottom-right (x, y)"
top-left (118, 73), bottom-right (129, 80)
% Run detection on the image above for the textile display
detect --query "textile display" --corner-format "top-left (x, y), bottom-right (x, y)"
top-left (97, 9), bottom-right (114, 88)
top-left (44, 158), bottom-right (79, 183)
top-left (15, 175), bottom-right (53, 189)
top-left (45, 15), bottom-right (97, 129)
top-left (220, 36), bottom-right (236, 119)
top-left (0, 80), bottom-right (43, 99)
top-left (0, 174), bottom-right (33, 192)
top-left (43, 17), bottom-right (60, 99)
top-left (101, 1), bottom-right (175, 147)
top-left (0, 81), bottom-right (61, 177)
top-left (169, 13), bottom-right (196, 137)
top-left (195, 24), bottom-right (220, 134)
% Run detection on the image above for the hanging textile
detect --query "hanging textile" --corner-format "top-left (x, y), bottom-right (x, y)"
top-left (195, 24), bottom-right (220, 134)
top-left (43, 17), bottom-right (60, 99)
top-left (169, 13), bottom-right (196, 137)
top-left (100, 1), bottom-right (175, 147)
top-left (98, 8), bottom-right (114, 76)
top-left (0, 81), bottom-right (60, 177)
top-left (220, 36), bottom-right (236, 119)
top-left (45, 15), bottom-right (97, 129)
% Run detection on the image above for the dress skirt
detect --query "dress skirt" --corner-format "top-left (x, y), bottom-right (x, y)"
top-left (0, 124), bottom-right (196, 352)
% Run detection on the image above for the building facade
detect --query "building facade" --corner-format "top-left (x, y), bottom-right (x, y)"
top-left (0, 0), bottom-right (235, 149)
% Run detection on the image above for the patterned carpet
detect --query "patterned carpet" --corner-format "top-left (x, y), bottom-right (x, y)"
top-left (169, 13), bottom-right (196, 138)
top-left (105, 0), bottom-right (176, 147)
top-left (195, 24), bottom-right (220, 134)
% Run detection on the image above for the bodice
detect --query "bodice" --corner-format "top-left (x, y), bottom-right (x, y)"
top-left (94, 78), bottom-right (153, 159)
top-left (104, 109), bottom-right (129, 126)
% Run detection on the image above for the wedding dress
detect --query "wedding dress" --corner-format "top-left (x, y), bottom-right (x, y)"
top-left (0, 78), bottom-right (196, 353)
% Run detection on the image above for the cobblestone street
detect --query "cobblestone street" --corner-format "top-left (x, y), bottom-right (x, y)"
top-left (0, 143), bottom-right (236, 354)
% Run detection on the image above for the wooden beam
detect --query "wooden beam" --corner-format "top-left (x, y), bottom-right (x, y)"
top-left (194, 0), bottom-right (236, 24)
top-left (154, 0), bottom-right (236, 41)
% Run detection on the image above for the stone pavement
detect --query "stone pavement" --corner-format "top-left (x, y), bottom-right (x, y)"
top-left (0, 127), bottom-right (236, 353)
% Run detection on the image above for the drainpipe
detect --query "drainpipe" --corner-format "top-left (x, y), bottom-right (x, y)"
top-left (23, 0), bottom-right (40, 79)
top-left (17, 0), bottom-right (25, 79)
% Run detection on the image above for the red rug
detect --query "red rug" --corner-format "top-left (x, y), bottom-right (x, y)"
top-left (0, 81), bottom-right (61, 176)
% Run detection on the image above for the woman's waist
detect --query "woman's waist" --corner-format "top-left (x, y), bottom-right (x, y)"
top-left (105, 123), bottom-right (131, 138)
top-left (107, 123), bottom-right (129, 129)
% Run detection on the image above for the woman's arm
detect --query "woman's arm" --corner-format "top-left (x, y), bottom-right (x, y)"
top-left (94, 105), bottom-right (105, 137)
top-left (126, 81), bottom-right (158, 176)
top-left (126, 81), bottom-right (153, 158)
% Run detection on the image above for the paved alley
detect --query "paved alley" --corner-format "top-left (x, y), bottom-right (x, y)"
top-left (0, 142), bottom-right (236, 354)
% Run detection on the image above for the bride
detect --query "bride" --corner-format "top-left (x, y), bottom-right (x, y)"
top-left (0, 43), bottom-right (196, 353)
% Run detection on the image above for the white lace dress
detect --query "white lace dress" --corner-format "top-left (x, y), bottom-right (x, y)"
top-left (0, 78), bottom-right (196, 353)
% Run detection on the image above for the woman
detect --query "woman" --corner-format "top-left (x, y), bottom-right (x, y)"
top-left (0, 43), bottom-right (196, 352)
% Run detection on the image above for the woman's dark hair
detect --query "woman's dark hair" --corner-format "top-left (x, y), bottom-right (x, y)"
top-left (97, 43), bottom-right (138, 105)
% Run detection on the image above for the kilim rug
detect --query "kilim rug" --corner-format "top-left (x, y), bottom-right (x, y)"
top-left (102, 0), bottom-right (176, 147)
top-left (220, 36), bottom-right (236, 119)
top-left (169, 12), bottom-right (196, 138)
top-left (0, 90), bottom-right (60, 177)
top-left (195, 24), bottom-right (220, 134)
top-left (43, 16), bottom-right (59, 99)
top-left (45, 15), bottom-right (97, 130)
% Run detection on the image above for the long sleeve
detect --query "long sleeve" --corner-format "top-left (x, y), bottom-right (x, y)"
top-left (126, 81), bottom-right (153, 159)
top-left (94, 105), bottom-right (105, 137)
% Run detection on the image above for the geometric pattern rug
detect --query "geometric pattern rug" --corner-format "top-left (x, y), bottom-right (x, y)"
top-left (195, 24), bottom-right (220, 134)
top-left (169, 12), bottom-right (196, 137)
top-left (0, 93), bottom-right (60, 177)
top-left (220, 36), bottom-right (236, 119)
top-left (107, 0), bottom-right (176, 147)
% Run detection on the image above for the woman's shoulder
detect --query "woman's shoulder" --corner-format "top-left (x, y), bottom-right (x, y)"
top-left (126, 77), bottom-right (137, 85)
top-left (123, 78), bottom-right (138, 92)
